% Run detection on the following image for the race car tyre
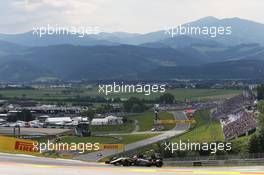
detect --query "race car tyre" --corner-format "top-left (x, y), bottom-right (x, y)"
top-left (156, 161), bottom-right (163, 167)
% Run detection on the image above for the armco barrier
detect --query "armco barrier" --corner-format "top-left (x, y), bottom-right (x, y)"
top-left (164, 158), bottom-right (264, 166)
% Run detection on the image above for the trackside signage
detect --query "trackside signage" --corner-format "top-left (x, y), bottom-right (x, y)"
top-left (0, 136), bottom-right (124, 154)
top-left (100, 144), bottom-right (124, 151)
top-left (157, 120), bottom-right (196, 125)
top-left (0, 136), bottom-right (39, 155)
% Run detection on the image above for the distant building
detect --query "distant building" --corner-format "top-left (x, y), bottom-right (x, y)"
top-left (91, 115), bottom-right (123, 125)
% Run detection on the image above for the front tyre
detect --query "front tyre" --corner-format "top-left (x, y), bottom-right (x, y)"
top-left (156, 161), bottom-right (163, 167)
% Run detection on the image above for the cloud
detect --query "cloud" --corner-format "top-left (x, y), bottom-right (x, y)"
top-left (0, 0), bottom-right (263, 34)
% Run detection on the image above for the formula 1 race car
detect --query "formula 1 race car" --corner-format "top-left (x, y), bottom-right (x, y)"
top-left (105, 154), bottom-right (163, 167)
top-left (105, 157), bottom-right (134, 166)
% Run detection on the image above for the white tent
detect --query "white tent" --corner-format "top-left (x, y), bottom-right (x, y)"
top-left (91, 115), bottom-right (123, 125)
top-left (45, 117), bottom-right (72, 125)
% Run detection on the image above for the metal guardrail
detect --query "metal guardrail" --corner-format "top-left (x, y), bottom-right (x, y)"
top-left (164, 153), bottom-right (264, 166)
top-left (165, 153), bottom-right (264, 161)
top-left (164, 158), bottom-right (264, 166)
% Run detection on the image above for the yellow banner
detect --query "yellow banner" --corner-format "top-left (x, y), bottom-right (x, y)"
top-left (157, 120), bottom-right (195, 125)
top-left (0, 136), bottom-right (39, 155)
top-left (100, 144), bottom-right (124, 151)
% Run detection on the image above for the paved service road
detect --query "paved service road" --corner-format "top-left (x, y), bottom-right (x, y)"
top-left (77, 111), bottom-right (190, 161)
top-left (1, 153), bottom-right (264, 175)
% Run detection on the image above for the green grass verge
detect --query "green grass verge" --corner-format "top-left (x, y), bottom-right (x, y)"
top-left (90, 123), bottom-right (134, 133)
top-left (0, 88), bottom-right (241, 101)
top-left (171, 110), bottom-right (224, 143)
top-left (119, 133), bottom-right (160, 144)
top-left (60, 136), bottom-right (119, 144)
top-left (59, 133), bottom-right (159, 145)
top-left (132, 111), bottom-right (175, 132)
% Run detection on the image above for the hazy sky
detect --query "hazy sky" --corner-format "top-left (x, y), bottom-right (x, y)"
top-left (0, 0), bottom-right (263, 34)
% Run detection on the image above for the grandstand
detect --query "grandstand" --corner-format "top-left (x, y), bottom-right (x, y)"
top-left (212, 90), bottom-right (257, 140)
top-left (221, 111), bottom-right (257, 140)
top-left (212, 90), bottom-right (255, 119)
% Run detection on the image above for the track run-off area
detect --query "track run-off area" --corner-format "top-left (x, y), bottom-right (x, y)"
top-left (0, 153), bottom-right (264, 175)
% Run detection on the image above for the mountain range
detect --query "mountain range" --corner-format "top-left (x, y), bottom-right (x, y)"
top-left (0, 17), bottom-right (264, 82)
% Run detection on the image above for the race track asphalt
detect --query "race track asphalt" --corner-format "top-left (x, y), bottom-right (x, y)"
top-left (1, 153), bottom-right (264, 175)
